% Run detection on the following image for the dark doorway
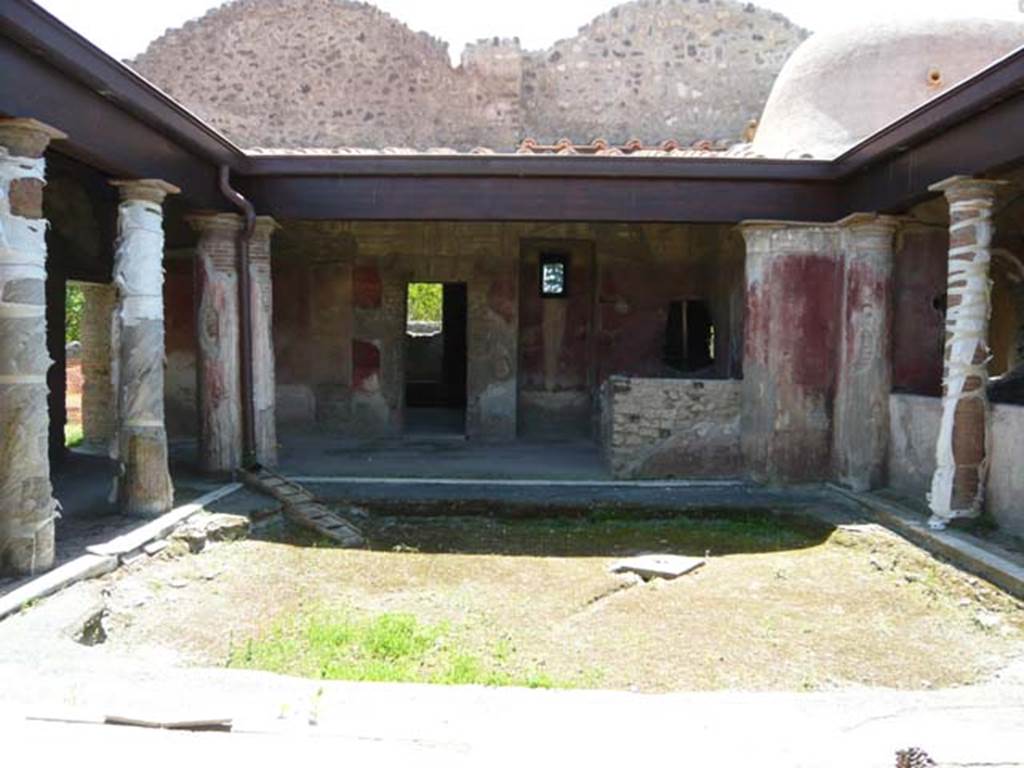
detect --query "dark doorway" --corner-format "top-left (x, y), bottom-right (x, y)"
top-left (405, 282), bottom-right (468, 435)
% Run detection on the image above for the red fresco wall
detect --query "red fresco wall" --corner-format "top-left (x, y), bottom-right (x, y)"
top-left (892, 228), bottom-right (947, 396)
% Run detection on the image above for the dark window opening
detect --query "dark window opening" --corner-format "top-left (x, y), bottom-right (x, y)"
top-left (664, 299), bottom-right (715, 374)
top-left (540, 254), bottom-right (568, 297)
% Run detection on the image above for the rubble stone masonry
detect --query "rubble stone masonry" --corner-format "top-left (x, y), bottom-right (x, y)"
top-left (600, 376), bottom-right (742, 478)
top-left (130, 0), bottom-right (807, 150)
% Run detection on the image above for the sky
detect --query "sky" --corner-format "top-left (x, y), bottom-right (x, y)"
top-left (35, 0), bottom-right (1024, 64)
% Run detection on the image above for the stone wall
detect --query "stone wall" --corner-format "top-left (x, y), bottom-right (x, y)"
top-left (888, 394), bottom-right (1024, 539)
top-left (600, 376), bottom-right (742, 478)
top-left (76, 281), bottom-right (115, 448)
top-left (130, 0), bottom-right (807, 150)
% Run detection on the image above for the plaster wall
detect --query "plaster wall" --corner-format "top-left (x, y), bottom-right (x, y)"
top-left (164, 255), bottom-right (198, 439)
top-left (162, 220), bottom-right (744, 446)
top-left (891, 224), bottom-right (947, 396)
top-left (888, 394), bottom-right (1024, 538)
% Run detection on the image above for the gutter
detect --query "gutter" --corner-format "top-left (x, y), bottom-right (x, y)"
top-left (219, 165), bottom-right (259, 469)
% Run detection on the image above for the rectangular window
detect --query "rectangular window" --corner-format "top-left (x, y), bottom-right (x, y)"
top-left (540, 254), bottom-right (568, 297)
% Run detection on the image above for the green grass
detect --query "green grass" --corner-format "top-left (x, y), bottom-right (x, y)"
top-left (228, 610), bottom-right (564, 688)
top-left (64, 422), bottom-right (84, 448)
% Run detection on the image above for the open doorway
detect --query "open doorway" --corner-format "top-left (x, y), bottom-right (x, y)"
top-left (404, 282), bottom-right (467, 435)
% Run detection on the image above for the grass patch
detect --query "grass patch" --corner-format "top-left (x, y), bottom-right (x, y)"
top-left (228, 609), bottom-right (571, 688)
top-left (344, 509), bottom-right (832, 558)
top-left (65, 422), bottom-right (84, 448)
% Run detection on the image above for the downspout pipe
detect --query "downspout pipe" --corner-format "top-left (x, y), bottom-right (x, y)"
top-left (218, 165), bottom-right (259, 469)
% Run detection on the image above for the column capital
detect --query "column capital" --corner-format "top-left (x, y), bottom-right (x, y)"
top-left (186, 211), bottom-right (279, 238)
top-left (837, 213), bottom-right (902, 254)
top-left (738, 219), bottom-right (840, 256)
top-left (928, 175), bottom-right (1011, 204)
top-left (0, 118), bottom-right (66, 159)
top-left (111, 178), bottom-right (180, 205)
top-left (836, 212), bottom-right (902, 233)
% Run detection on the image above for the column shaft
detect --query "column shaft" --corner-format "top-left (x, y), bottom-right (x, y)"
top-left (928, 176), bottom-right (1007, 527)
top-left (833, 214), bottom-right (899, 491)
top-left (190, 214), bottom-right (242, 473)
top-left (249, 219), bottom-right (278, 466)
top-left (189, 214), bottom-right (277, 471)
top-left (111, 179), bottom-right (178, 517)
top-left (740, 222), bottom-right (842, 483)
top-left (0, 118), bottom-right (65, 575)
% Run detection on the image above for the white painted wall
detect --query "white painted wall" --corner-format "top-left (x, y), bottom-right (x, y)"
top-left (888, 394), bottom-right (1024, 537)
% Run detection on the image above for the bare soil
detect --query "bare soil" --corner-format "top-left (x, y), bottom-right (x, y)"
top-left (97, 507), bottom-right (1024, 692)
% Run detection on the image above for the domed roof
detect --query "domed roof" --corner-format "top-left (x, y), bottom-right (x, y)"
top-left (752, 17), bottom-right (1024, 159)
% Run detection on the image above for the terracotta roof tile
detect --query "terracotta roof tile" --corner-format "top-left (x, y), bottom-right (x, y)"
top-left (246, 138), bottom-right (766, 159)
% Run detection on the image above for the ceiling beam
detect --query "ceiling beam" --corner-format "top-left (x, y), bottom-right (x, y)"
top-left (239, 174), bottom-right (844, 223)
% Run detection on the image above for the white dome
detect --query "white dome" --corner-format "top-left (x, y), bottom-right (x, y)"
top-left (752, 17), bottom-right (1024, 159)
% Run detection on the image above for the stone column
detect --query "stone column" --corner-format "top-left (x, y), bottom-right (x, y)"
top-left (188, 213), bottom-right (278, 472)
top-left (110, 179), bottom-right (179, 517)
top-left (249, 217), bottom-right (279, 466)
top-left (833, 214), bottom-right (900, 491)
top-left (739, 221), bottom-right (842, 483)
top-left (927, 176), bottom-right (1008, 529)
top-left (188, 213), bottom-right (243, 473)
top-left (79, 282), bottom-right (116, 449)
top-left (0, 118), bottom-right (65, 576)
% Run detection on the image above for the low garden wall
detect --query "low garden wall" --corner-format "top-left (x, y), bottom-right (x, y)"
top-left (600, 376), bottom-right (742, 479)
top-left (889, 394), bottom-right (1024, 538)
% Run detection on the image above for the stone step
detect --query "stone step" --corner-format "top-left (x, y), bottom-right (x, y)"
top-left (242, 468), bottom-right (365, 548)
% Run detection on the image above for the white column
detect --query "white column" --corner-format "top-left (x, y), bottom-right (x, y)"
top-left (927, 176), bottom-right (1008, 529)
top-left (110, 178), bottom-right (179, 517)
top-left (0, 118), bottom-right (65, 575)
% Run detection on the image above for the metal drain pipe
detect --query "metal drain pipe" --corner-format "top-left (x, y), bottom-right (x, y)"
top-left (218, 165), bottom-right (259, 469)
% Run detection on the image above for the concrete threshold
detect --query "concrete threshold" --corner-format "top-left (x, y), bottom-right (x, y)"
top-left (828, 484), bottom-right (1024, 599)
top-left (0, 483), bottom-right (242, 622)
top-left (286, 476), bottom-right (745, 488)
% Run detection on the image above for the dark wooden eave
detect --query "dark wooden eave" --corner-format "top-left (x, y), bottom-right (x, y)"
top-left (1, 0), bottom-right (1023, 224)
top-left (0, 0), bottom-right (239, 208)
top-left (839, 45), bottom-right (1024, 213)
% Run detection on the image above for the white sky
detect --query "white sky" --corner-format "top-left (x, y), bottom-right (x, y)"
top-left (35, 0), bottom-right (1024, 64)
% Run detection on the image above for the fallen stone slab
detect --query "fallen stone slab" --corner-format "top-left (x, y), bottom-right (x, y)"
top-left (1, 484), bottom-right (244, 623)
top-left (88, 483), bottom-right (243, 558)
top-left (610, 554), bottom-right (705, 581)
top-left (202, 513), bottom-right (250, 542)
